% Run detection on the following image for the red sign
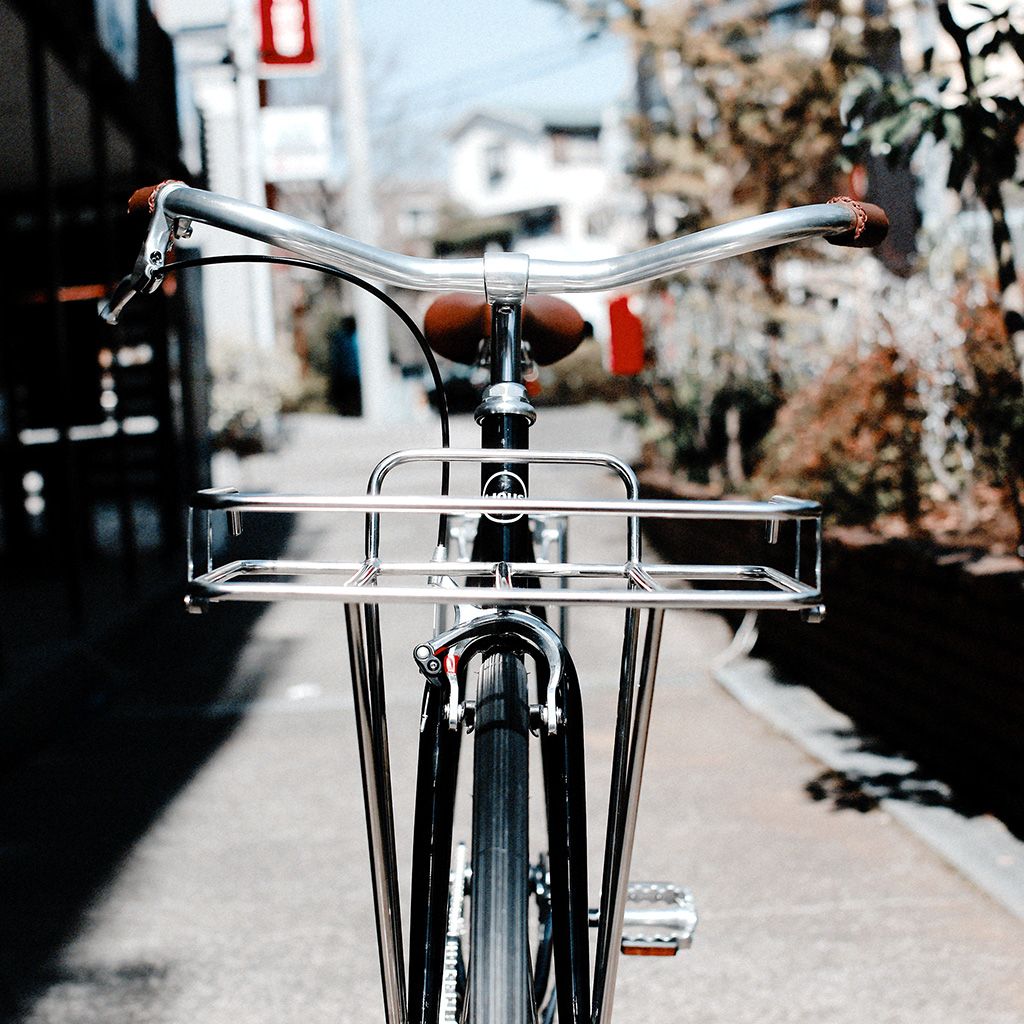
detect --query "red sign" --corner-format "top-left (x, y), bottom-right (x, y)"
top-left (608, 296), bottom-right (645, 376)
top-left (259, 0), bottom-right (316, 68)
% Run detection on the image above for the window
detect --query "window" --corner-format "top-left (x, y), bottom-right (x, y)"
top-left (400, 207), bottom-right (437, 238)
top-left (484, 142), bottom-right (507, 189)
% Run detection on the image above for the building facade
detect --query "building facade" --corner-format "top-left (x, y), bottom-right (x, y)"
top-left (0, 0), bottom-right (209, 758)
top-left (440, 108), bottom-right (640, 336)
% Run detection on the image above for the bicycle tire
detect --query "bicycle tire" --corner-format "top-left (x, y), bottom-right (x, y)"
top-left (470, 649), bottom-right (532, 1023)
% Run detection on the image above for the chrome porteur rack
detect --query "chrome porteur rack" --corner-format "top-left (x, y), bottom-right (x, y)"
top-left (185, 446), bottom-right (823, 1024)
top-left (186, 447), bottom-right (823, 615)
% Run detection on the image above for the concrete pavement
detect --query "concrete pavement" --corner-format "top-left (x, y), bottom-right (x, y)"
top-left (2, 406), bottom-right (1022, 1024)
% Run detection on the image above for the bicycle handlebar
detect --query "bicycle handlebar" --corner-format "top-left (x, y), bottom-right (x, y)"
top-left (100, 182), bottom-right (887, 324)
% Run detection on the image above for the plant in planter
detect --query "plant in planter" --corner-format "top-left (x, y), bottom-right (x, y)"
top-left (751, 344), bottom-right (925, 528)
top-left (625, 368), bottom-right (781, 487)
top-left (952, 285), bottom-right (1024, 552)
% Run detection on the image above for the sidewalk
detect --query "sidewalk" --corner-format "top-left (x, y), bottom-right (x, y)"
top-left (2, 406), bottom-right (1022, 1024)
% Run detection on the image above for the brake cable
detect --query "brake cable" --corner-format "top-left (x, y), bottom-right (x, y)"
top-left (154, 253), bottom-right (452, 548)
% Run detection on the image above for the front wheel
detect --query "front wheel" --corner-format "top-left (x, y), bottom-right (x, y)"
top-left (470, 650), bottom-right (532, 1023)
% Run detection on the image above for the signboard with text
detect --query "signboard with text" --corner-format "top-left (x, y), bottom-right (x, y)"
top-left (261, 106), bottom-right (331, 182)
top-left (259, 0), bottom-right (316, 70)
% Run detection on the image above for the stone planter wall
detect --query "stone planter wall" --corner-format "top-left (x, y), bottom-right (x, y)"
top-left (641, 474), bottom-right (1024, 834)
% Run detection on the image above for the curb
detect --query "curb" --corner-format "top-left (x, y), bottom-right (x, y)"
top-left (712, 652), bottom-right (1024, 921)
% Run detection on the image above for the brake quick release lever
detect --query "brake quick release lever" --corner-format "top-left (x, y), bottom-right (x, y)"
top-left (99, 180), bottom-right (192, 325)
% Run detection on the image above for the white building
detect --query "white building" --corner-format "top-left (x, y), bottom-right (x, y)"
top-left (151, 0), bottom-right (278, 358)
top-left (442, 107), bottom-right (640, 334)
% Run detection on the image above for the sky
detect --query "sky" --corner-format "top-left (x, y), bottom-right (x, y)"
top-left (357, 1), bottom-right (630, 120)
top-left (280, 0), bottom-right (634, 177)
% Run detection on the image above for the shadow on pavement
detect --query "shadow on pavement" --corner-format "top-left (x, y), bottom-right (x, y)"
top-left (804, 728), bottom-right (986, 820)
top-left (0, 514), bottom-right (294, 1021)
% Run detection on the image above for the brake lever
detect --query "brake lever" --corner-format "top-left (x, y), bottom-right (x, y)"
top-left (99, 180), bottom-right (192, 325)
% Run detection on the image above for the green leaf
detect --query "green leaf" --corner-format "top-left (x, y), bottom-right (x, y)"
top-left (943, 111), bottom-right (965, 151)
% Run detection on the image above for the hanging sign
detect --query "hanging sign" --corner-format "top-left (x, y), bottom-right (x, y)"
top-left (259, 0), bottom-right (316, 69)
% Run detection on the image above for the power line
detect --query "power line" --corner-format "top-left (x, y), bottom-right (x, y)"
top-left (372, 37), bottom-right (620, 124)
top-left (390, 40), bottom-right (580, 100)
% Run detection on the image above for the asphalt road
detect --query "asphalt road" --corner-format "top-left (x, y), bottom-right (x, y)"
top-left (3, 405), bottom-right (1022, 1024)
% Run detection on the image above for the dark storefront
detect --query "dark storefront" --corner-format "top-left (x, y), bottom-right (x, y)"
top-left (0, 0), bottom-right (210, 759)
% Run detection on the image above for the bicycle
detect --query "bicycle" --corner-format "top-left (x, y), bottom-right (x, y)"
top-left (102, 182), bottom-right (887, 1024)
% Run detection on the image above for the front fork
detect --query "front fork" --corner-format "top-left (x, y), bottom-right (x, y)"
top-left (406, 656), bottom-right (464, 1024)
top-left (406, 611), bottom-right (591, 1024)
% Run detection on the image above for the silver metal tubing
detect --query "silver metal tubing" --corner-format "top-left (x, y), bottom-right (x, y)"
top-left (190, 580), bottom-right (820, 610)
top-left (362, 603), bottom-right (406, 1011)
top-left (346, 558), bottom-right (382, 587)
top-left (218, 558), bottom-right (803, 581)
top-left (760, 564), bottom-right (815, 595)
top-left (367, 449), bottom-right (640, 495)
top-left (343, 605), bottom-right (407, 1024)
top-left (557, 514), bottom-right (570, 641)
top-left (815, 517), bottom-right (824, 591)
top-left (187, 524), bottom-right (822, 607)
top-left (592, 609), bottom-right (665, 1024)
top-left (159, 186), bottom-right (857, 294)
top-left (163, 186), bottom-right (483, 292)
top-left (624, 562), bottom-right (659, 592)
top-left (194, 490), bottom-right (819, 521)
top-left (206, 510), bottom-right (213, 574)
top-left (193, 559), bottom-right (251, 585)
top-left (483, 249), bottom-right (531, 304)
top-left (363, 448), bottom-right (642, 562)
top-left (203, 558), bottom-right (802, 582)
top-left (186, 507), bottom-right (195, 581)
top-left (593, 605), bottom-right (640, 1017)
top-left (525, 205), bottom-right (856, 292)
top-left (490, 300), bottom-right (524, 384)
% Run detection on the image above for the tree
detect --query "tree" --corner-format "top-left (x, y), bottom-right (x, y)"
top-left (842, 0), bottom-right (1024, 382)
top-left (550, 1), bottom-right (854, 240)
top-left (559, 0), bottom-right (860, 485)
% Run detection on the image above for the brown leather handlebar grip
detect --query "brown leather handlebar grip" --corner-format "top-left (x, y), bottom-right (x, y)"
top-left (424, 293), bottom-right (587, 366)
top-left (127, 180), bottom-right (185, 215)
top-left (825, 197), bottom-right (889, 248)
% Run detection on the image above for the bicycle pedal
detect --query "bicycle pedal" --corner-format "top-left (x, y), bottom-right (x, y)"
top-left (594, 882), bottom-right (698, 956)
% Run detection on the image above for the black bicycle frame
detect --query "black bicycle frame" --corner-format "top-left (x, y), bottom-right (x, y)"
top-left (473, 300), bottom-right (535, 569)
top-left (406, 297), bottom-right (591, 1024)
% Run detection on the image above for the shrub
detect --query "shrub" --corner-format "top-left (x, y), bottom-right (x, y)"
top-left (752, 344), bottom-right (924, 526)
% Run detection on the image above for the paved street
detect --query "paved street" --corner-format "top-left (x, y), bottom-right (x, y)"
top-left (2, 405), bottom-right (1023, 1024)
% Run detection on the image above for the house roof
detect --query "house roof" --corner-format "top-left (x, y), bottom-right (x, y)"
top-left (447, 106), bottom-right (602, 142)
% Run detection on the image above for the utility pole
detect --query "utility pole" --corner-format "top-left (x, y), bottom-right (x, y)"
top-left (336, 0), bottom-right (401, 421)
top-left (227, 0), bottom-right (276, 350)
top-left (628, 2), bottom-right (660, 242)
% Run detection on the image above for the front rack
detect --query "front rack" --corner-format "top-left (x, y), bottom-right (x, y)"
top-left (186, 446), bottom-right (823, 616)
top-left (183, 444), bottom-right (824, 1024)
